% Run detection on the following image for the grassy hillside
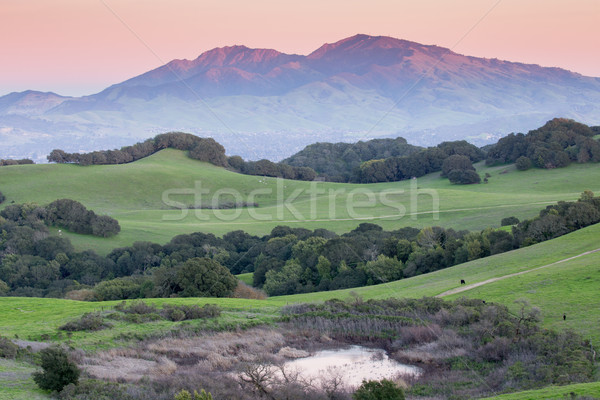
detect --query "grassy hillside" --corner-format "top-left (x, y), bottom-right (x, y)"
top-left (2, 223), bottom-right (599, 346)
top-left (480, 381), bottom-right (600, 399)
top-left (1, 149), bottom-right (599, 254)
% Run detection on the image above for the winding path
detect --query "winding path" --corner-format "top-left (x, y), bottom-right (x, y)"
top-left (436, 248), bottom-right (600, 297)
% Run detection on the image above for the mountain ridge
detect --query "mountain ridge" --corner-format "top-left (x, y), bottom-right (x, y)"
top-left (1, 34), bottom-right (600, 162)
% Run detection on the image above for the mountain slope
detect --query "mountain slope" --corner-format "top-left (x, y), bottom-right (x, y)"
top-left (2, 34), bottom-right (600, 161)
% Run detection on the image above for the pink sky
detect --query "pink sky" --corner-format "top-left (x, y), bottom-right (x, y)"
top-left (1, 0), bottom-right (598, 96)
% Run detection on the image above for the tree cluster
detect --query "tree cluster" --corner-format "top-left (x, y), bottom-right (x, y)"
top-left (2, 199), bottom-right (120, 238)
top-left (1, 192), bottom-right (598, 299)
top-left (48, 133), bottom-right (228, 167)
top-left (354, 140), bottom-right (484, 183)
top-left (47, 132), bottom-right (317, 181)
top-left (0, 159), bottom-right (34, 166)
top-left (282, 137), bottom-right (421, 182)
top-left (486, 118), bottom-right (600, 169)
top-left (442, 154), bottom-right (481, 184)
top-left (45, 199), bottom-right (120, 237)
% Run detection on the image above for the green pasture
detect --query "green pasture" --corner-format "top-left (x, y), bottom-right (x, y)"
top-left (1, 149), bottom-right (598, 254)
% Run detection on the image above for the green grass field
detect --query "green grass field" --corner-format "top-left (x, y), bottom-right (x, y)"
top-left (236, 272), bottom-right (254, 285)
top-left (0, 359), bottom-right (49, 400)
top-left (480, 381), bottom-right (600, 399)
top-left (1, 149), bottom-right (599, 254)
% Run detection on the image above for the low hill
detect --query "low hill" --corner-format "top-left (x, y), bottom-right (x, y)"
top-left (1, 148), bottom-right (600, 254)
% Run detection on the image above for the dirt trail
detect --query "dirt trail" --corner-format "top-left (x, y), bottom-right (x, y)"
top-left (436, 248), bottom-right (600, 297)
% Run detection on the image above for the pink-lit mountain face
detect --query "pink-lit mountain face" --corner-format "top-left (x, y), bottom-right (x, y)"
top-left (2, 34), bottom-right (600, 161)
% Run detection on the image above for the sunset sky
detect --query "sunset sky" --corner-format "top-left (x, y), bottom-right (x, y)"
top-left (1, 0), bottom-right (598, 97)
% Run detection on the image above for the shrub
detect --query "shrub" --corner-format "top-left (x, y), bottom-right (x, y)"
top-left (448, 169), bottom-right (481, 184)
top-left (353, 379), bottom-right (405, 400)
top-left (33, 347), bottom-right (80, 392)
top-left (161, 304), bottom-right (221, 321)
top-left (516, 156), bottom-right (532, 171)
top-left (64, 289), bottom-right (98, 301)
top-left (232, 282), bottom-right (267, 299)
top-left (174, 389), bottom-right (214, 400)
top-left (119, 301), bottom-right (158, 315)
top-left (59, 312), bottom-right (110, 332)
top-left (59, 379), bottom-right (134, 400)
top-left (0, 336), bottom-right (19, 359)
top-left (501, 216), bottom-right (520, 226)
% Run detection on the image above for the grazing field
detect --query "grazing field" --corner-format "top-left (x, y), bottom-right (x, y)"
top-left (1, 149), bottom-right (599, 254)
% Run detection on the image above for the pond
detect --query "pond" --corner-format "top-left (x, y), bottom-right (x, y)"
top-left (280, 345), bottom-right (420, 389)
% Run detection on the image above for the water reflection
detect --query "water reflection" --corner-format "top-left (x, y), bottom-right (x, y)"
top-left (280, 345), bottom-right (420, 388)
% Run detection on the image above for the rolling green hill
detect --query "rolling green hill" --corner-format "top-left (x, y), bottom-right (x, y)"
top-left (1, 223), bottom-right (599, 400)
top-left (2, 222), bottom-right (599, 344)
top-left (1, 149), bottom-right (599, 254)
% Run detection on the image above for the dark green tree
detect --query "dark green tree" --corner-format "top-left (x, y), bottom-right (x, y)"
top-left (175, 257), bottom-right (237, 297)
top-left (33, 347), bottom-right (80, 392)
top-left (353, 379), bottom-right (405, 400)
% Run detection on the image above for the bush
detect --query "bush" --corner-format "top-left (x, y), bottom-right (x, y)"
top-left (0, 336), bottom-right (19, 359)
top-left (442, 155), bottom-right (475, 177)
top-left (161, 304), bottom-right (221, 321)
top-left (33, 347), bottom-right (80, 392)
top-left (501, 216), bottom-right (520, 226)
top-left (59, 379), bottom-right (134, 400)
top-left (174, 258), bottom-right (238, 297)
top-left (0, 191), bottom-right (5, 204)
top-left (59, 312), bottom-right (110, 332)
top-left (515, 156), bottom-right (532, 171)
top-left (353, 379), bottom-right (405, 400)
top-left (174, 389), bottom-right (214, 400)
top-left (117, 301), bottom-right (158, 315)
top-left (448, 169), bottom-right (481, 184)
top-left (232, 282), bottom-right (267, 300)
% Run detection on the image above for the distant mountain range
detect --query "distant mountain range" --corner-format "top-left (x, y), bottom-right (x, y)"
top-left (2, 34), bottom-right (600, 162)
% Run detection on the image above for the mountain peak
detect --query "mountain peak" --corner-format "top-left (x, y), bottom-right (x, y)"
top-left (192, 45), bottom-right (291, 69)
top-left (308, 34), bottom-right (421, 59)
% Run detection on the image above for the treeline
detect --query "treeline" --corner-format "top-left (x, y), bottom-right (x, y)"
top-left (486, 118), bottom-right (600, 169)
top-left (1, 199), bottom-right (120, 238)
top-left (281, 137), bottom-right (422, 182)
top-left (1, 191), bottom-right (598, 299)
top-left (47, 132), bottom-right (316, 181)
top-left (354, 140), bottom-right (485, 183)
top-left (0, 159), bottom-right (34, 166)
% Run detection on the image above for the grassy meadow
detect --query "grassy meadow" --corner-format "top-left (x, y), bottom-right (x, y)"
top-left (1, 149), bottom-right (599, 254)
